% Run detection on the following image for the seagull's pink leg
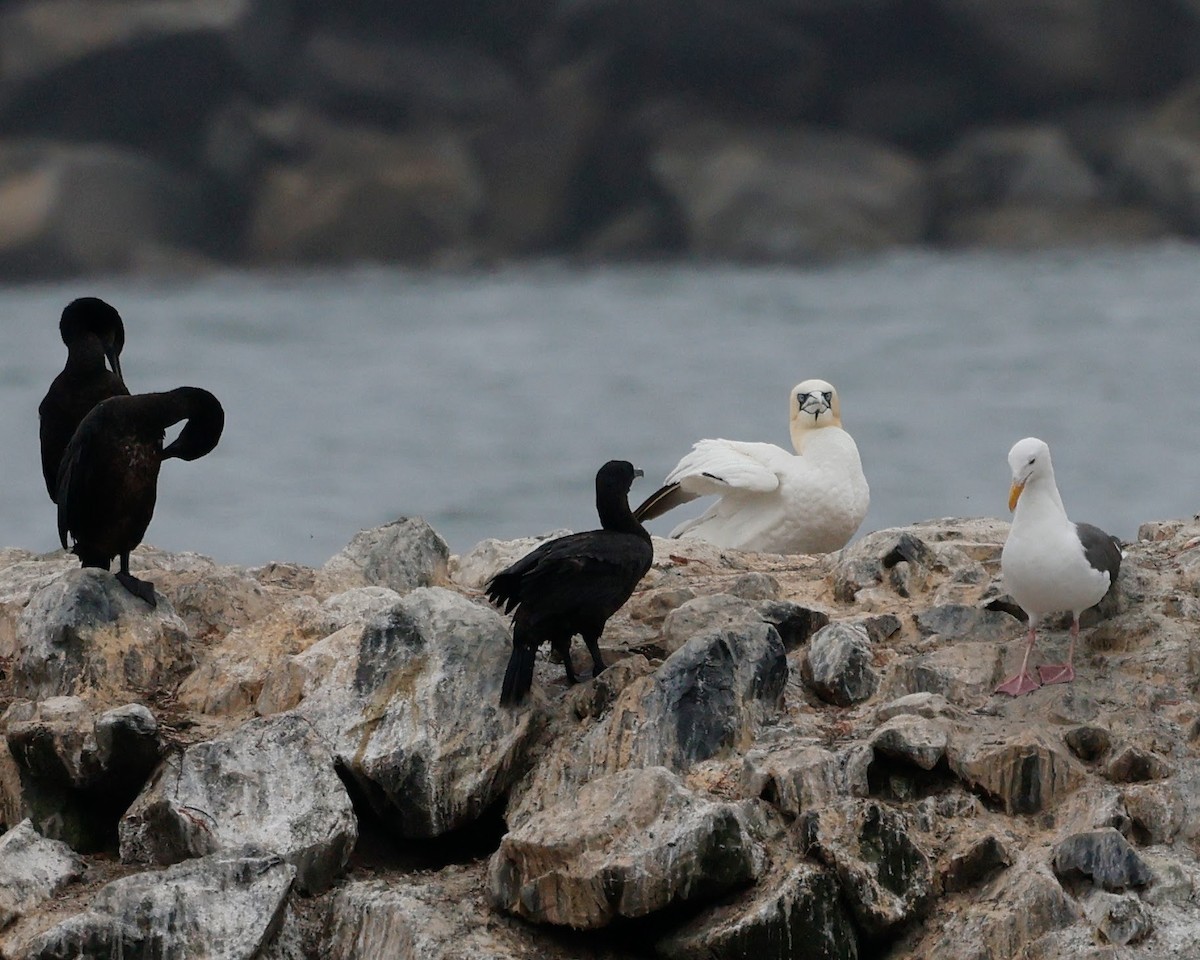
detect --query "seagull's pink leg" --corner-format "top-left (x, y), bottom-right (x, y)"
top-left (996, 623), bottom-right (1041, 696)
top-left (1038, 618), bottom-right (1078, 685)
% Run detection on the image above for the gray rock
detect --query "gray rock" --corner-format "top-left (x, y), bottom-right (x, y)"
top-left (648, 120), bottom-right (927, 262)
top-left (13, 569), bottom-right (193, 702)
top-left (660, 594), bottom-right (760, 653)
top-left (120, 714), bottom-right (356, 893)
top-left (1064, 724), bottom-right (1111, 762)
top-left (0, 820), bottom-right (84, 930)
top-left (1122, 781), bottom-right (1184, 844)
top-left (1052, 828), bottom-right (1153, 891)
top-left (941, 835), bottom-right (1012, 892)
top-left (259, 587), bottom-right (538, 838)
top-left (321, 517), bottom-right (449, 594)
top-left (657, 862), bottom-right (859, 959)
top-left (802, 622), bottom-right (879, 706)
top-left (869, 714), bottom-right (949, 771)
top-left (741, 743), bottom-right (841, 817)
top-left (889, 642), bottom-right (1004, 703)
top-left (489, 766), bottom-right (764, 929)
top-left (4, 853), bottom-right (295, 960)
top-left (510, 622), bottom-right (786, 822)
top-left (94, 703), bottom-right (161, 780)
top-left (1082, 891), bottom-right (1153, 946)
top-left (756, 600), bottom-right (830, 650)
top-left (1105, 744), bottom-right (1171, 783)
top-left (874, 692), bottom-right (958, 723)
top-left (949, 731), bottom-right (1081, 814)
top-left (804, 800), bottom-right (934, 938)
top-left (914, 603), bottom-right (1018, 641)
top-left (0, 143), bottom-right (206, 280)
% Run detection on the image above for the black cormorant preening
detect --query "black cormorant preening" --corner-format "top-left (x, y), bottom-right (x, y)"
top-left (56, 387), bottom-right (225, 607)
top-left (485, 460), bottom-right (654, 706)
top-left (39, 298), bottom-right (129, 501)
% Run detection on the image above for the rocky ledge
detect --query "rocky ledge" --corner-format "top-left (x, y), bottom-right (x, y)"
top-left (2, 513), bottom-right (1200, 959)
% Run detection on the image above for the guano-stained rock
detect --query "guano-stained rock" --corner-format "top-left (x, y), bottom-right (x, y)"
top-left (489, 767), bottom-right (764, 929)
top-left (119, 714), bottom-right (356, 893)
top-left (259, 587), bottom-right (537, 838)
top-left (1052, 828), bottom-right (1153, 891)
top-left (802, 622), bottom-right (879, 706)
top-left (3, 853), bottom-right (295, 960)
top-left (0, 820), bottom-right (84, 930)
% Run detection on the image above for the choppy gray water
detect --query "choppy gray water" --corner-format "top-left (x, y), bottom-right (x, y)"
top-left (3, 246), bottom-right (1199, 568)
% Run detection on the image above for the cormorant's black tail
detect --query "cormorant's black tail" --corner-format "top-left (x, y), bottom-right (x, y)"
top-left (500, 645), bottom-right (536, 707)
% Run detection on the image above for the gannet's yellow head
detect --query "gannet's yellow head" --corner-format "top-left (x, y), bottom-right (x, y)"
top-left (789, 379), bottom-right (841, 451)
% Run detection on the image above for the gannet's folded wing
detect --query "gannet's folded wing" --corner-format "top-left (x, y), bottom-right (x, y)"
top-left (634, 440), bottom-right (784, 522)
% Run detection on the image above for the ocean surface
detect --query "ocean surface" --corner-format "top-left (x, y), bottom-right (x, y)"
top-left (3, 245), bottom-right (1199, 568)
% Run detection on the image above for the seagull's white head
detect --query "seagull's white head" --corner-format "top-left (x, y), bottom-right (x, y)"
top-left (789, 379), bottom-right (842, 451)
top-left (1007, 436), bottom-right (1053, 511)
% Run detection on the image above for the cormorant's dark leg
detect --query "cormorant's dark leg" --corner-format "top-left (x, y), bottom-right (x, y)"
top-left (115, 551), bottom-right (157, 608)
top-left (582, 628), bottom-right (606, 679)
top-left (553, 634), bottom-right (578, 685)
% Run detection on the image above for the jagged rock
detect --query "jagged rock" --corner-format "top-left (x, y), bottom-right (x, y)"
top-left (0, 820), bottom-right (84, 930)
top-left (1064, 724), bottom-right (1111, 763)
top-left (509, 622), bottom-right (786, 823)
top-left (875, 692), bottom-right (958, 722)
top-left (1104, 744), bottom-right (1171, 783)
top-left (648, 120), bottom-right (927, 262)
top-left (0, 143), bottom-right (206, 280)
top-left (2, 853), bottom-right (295, 960)
top-left (120, 714), bottom-right (356, 893)
top-left (177, 588), bottom-right (402, 717)
top-left (5, 697), bottom-right (162, 849)
top-left (1052, 828), bottom-right (1153, 891)
top-left (1122, 781), bottom-right (1184, 844)
top-left (869, 714), bottom-right (949, 771)
top-left (1082, 891), bottom-right (1153, 945)
top-left (258, 587), bottom-right (537, 838)
top-left (0, 552), bottom-right (76, 660)
top-left (741, 743), bottom-right (841, 817)
top-left (321, 867), bottom-right (631, 960)
top-left (660, 594), bottom-right (759, 653)
top-left (916, 862), bottom-right (1075, 960)
top-left (320, 518), bottom-right (449, 594)
top-left (803, 800), bottom-right (934, 938)
top-left (941, 835), bottom-right (1012, 892)
top-left (889, 642), bottom-right (1004, 702)
top-left (150, 563), bottom-right (275, 643)
top-left (13, 569), bottom-right (193, 702)
top-left (949, 731), bottom-right (1081, 814)
top-left (489, 767), bottom-right (764, 929)
top-left (449, 531), bottom-right (573, 590)
top-left (914, 604), bottom-right (1016, 641)
top-left (656, 861), bottom-right (859, 959)
top-left (568, 655), bottom-right (655, 720)
top-left (1142, 852), bottom-right (1195, 906)
top-left (801, 622), bottom-right (878, 706)
top-left (756, 600), bottom-right (830, 650)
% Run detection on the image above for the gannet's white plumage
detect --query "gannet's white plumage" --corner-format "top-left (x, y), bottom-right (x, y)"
top-left (997, 437), bottom-right (1122, 696)
top-left (634, 379), bottom-right (869, 555)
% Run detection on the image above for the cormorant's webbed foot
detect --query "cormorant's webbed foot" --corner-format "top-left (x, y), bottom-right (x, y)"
top-left (116, 571), bottom-right (157, 607)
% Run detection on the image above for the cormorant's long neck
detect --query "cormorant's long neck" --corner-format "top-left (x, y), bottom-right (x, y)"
top-left (597, 485), bottom-right (649, 539)
top-left (63, 335), bottom-right (111, 377)
top-left (133, 387), bottom-right (224, 460)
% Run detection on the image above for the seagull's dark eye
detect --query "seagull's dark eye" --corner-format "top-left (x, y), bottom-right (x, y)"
top-left (1027, 457), bottom-right (1036, 466)
top-left (822, 391), bottom-right (832, 405)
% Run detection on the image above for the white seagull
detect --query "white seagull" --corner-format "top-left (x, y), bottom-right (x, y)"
top-left (633, 379), bottom-right (869, 554)
top-left (997, 437), bottom-right (1122, 696)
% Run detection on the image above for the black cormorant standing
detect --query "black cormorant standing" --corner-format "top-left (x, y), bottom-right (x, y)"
top-left (486, 460), bottom-right (654, 706)
top-left (57, 387), bottom-right (225, 606)
top-left (39, 298), bottom-right (129, 501)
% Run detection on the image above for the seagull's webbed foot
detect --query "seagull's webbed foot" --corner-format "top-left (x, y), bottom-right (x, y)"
top-left (1037, 663), bottom-right (1075, 685)
top-left (116, 571), bottom-right (158, 608)
top-left (995, 670), bottom-right (1040, 696)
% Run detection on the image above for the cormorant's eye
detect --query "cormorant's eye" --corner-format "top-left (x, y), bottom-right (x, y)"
top-left (822, 391), bottom-right (832, 405)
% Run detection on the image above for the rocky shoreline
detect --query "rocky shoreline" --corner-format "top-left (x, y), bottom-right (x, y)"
top-left (2, 512), bottom-right (1200, 958)
top-left (4, 0), bottom-right (1200, 278)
